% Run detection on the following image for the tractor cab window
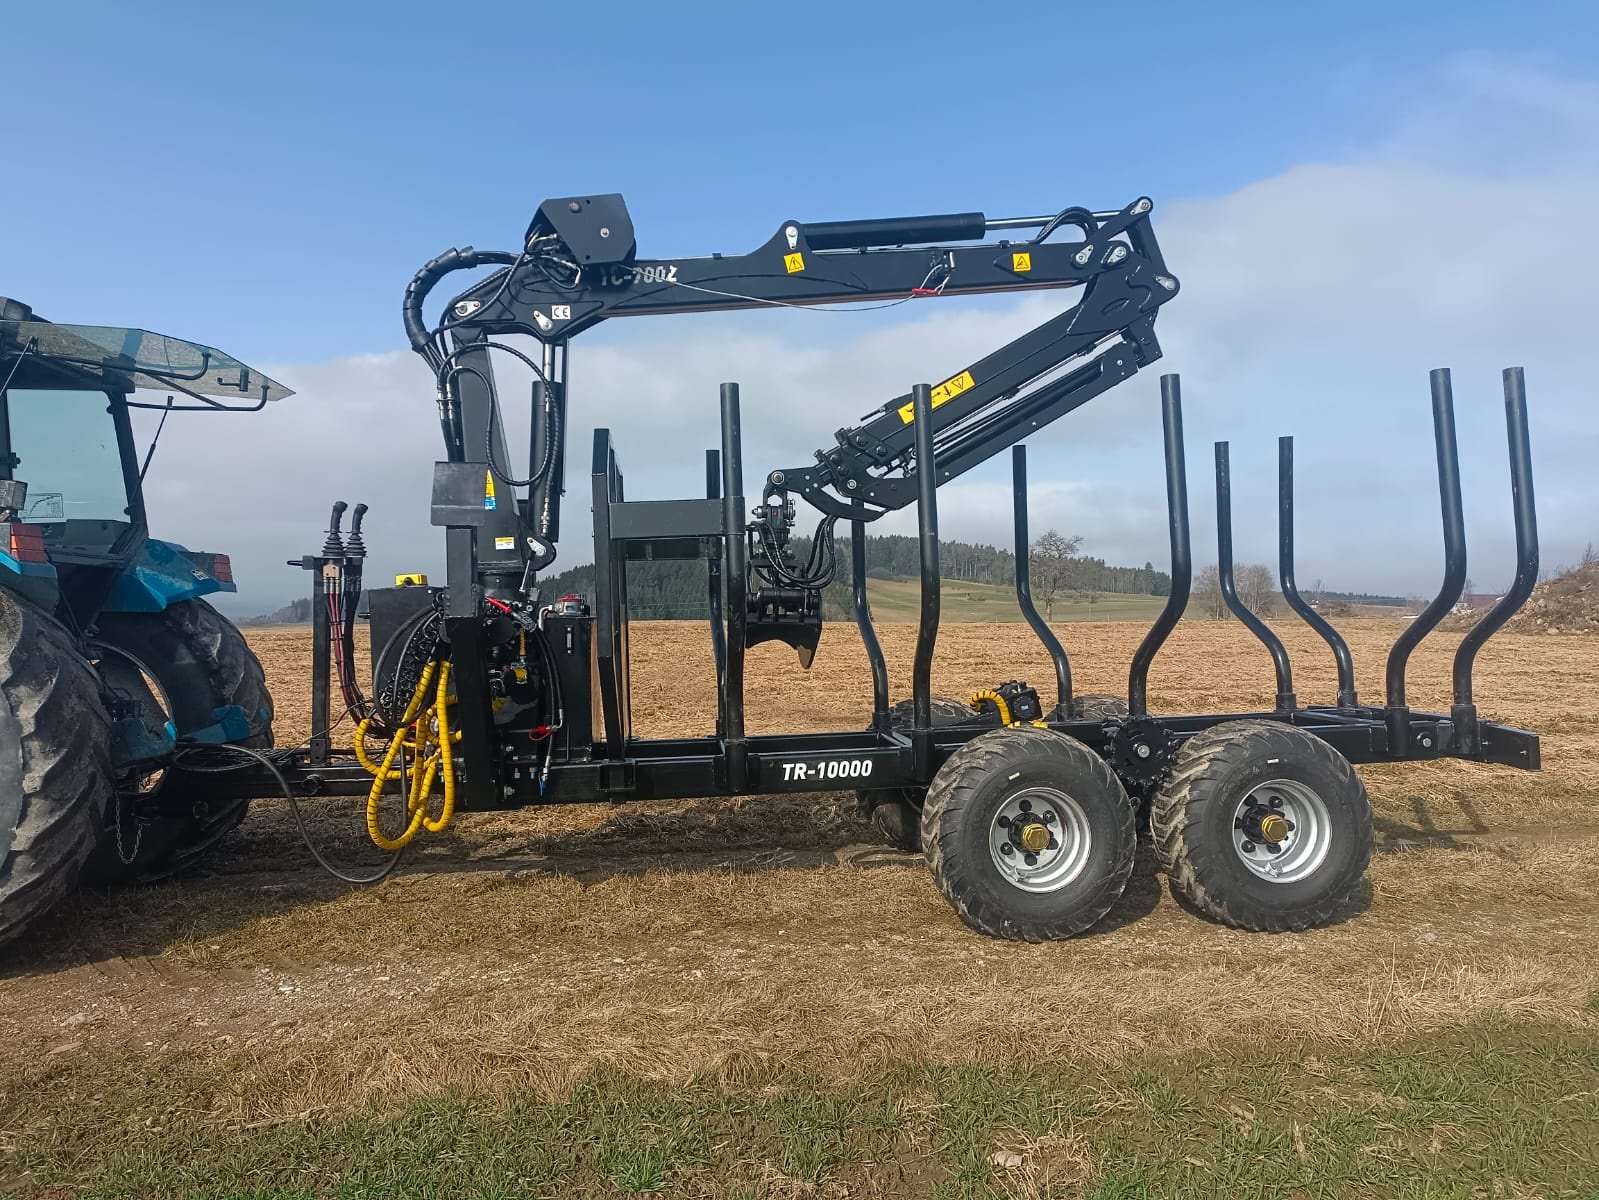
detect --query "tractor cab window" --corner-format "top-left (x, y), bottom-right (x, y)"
top-left (3, 388), bottom-right (131, 526)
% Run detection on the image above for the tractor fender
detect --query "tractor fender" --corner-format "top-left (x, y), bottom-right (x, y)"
top-left (101, 538), bottom-right (235, 614)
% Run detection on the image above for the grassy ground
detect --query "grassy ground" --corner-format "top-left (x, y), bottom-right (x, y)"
top-left (1, 620), bottom-right (1596, 1198)
top-left (11, 1017), bottom-right (1599, 1198)
top-left (846, 578), bottom-right (1167, 623)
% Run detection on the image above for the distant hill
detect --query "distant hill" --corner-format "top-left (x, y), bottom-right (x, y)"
top-left (240, 598), bottom-right (312, 626)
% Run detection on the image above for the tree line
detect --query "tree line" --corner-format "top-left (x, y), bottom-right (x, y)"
top-left (534, 531), bottom-right (1173, 620)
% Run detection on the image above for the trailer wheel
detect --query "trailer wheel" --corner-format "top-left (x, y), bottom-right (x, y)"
top-left (1060, 693), bottom-right (1130, 720)
top-left (0, 591), bottom-right (114, 946)
top-left (857, 697), bottom-right (978, 851)
top-left (1151, 720), bottom-right (1372, 932)
top-left (88, 600), bottom-right (273, 883)
top-left (921, 726), bottom-right (1135, 940)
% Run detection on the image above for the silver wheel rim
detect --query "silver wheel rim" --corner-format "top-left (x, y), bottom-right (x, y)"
top-left (1231, 778), bottom-right (1332, 884)
top-left (988, 786), bottom-right (1092, 893)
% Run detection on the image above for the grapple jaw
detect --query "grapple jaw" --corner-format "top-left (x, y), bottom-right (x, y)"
top-left (747, 586), bottom-right (822, 668)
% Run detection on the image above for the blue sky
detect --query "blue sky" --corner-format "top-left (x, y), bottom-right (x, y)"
top-left (5, 1), bottom-right (1598, 609)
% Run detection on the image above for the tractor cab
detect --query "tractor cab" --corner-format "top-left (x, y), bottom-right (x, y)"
top-left (0, 296), bottom-right (292, 629)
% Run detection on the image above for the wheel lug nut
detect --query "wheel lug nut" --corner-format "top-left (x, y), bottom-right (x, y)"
top-left (1047, 837), bottom-right (1058, 850)
top-left (1242, 840), bottom-right (1256, 853)
top-left (997, 815), bottom-right (1011, 828)
top-left (1044, 811), bottom-right (1057, 824)
top-left (1001, 843), bottom-right (1014, 856)
top-left (1019, 799), bottom-right (1033, 813)
top-left (1269, 798), bottom-right (1283, 809)
top-left (1024, 853), bottom-right (1038, 866)
top-left (1284, 820), bottom-right (1295, 832)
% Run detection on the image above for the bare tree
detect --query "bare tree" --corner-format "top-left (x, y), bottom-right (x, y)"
top-left (1237, 563), bottom-right (1278, 617)
top-left (1195, 563), bottom-right (1276, 618)
top-left (1030, 529), bottom-right (1084, 620)
top-left (1583, 542), bottom-right (1597, 568)
top-left (1194, 564), bottom-right (1227, 619)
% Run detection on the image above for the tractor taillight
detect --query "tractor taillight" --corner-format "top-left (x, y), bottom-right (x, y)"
top-left (6, 523), bottom-right (47, 564)
top-left (211, 553), bottom-right (234, 584)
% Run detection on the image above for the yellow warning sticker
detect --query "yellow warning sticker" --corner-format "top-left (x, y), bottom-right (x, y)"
top-left (494, 535), bottom-right (516, 551)
top-left (1012, 251), bottom-right (1032, 273)
top-left (784, 252), bottom-right (805, 274)
top-left (897, 369), bottom-right (976, 423)
top-left (484, 470), bottom-right (497, 511)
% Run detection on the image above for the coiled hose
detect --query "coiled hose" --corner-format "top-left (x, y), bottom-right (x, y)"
top-left (357, 660), bottom-right (460, 850)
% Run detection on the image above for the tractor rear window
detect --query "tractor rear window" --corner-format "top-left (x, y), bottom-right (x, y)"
top-left (4, 389), bottom-right (129, 524)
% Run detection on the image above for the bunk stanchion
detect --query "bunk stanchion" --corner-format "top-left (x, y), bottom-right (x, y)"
top-left (720, 383), bottom-right (749, 789)
top-left (1451, 367), bottom-right (1539, 754)
top-left (705, 448), bottom-right (726, 735)
top-left (1128, 374), bottom-right (1192, 716)
top-left (1012, 444), bottom-right (1073, 716)
top-left (1385, 368), bottom-right (1468, 755)
top-left (910, 382), bottom-right (940, 777)
top-left (1278, 436), bottom-right (1358, 707)
top-left (1215, 441), bottom-right (1296, 711)
top-left (852, 518), bottom-right (891, 734)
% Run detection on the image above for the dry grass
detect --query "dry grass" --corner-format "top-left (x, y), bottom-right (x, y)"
top-left (1, 617), bottom-right (1596, 1195)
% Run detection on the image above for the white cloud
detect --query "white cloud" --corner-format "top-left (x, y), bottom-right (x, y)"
top-left (138, 58), bottom-right (1599, 614)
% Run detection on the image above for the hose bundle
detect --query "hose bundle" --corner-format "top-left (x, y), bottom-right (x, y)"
top-left (355, 659), bottom-right (459, 850)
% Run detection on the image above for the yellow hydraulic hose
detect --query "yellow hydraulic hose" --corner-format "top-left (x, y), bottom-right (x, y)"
top-left (969, 687), bottom-right (1049, 728)
top-left (424, 662), bottom-right (456, 833)
top-left (361, 660), bottom-right (460, 851)
top-left (969, 688), bottom-right (1013, 726)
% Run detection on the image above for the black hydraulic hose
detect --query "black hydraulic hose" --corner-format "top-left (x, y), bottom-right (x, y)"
top-left (174, 743), bottom-right (406, 885)
top-left (403, 247), bottom-right (519, 358)
top-left (1033, 206), bottom-right (1099, 244)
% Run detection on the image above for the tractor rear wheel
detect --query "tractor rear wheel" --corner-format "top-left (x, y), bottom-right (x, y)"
top-left (921, 726), bottom-right (1136, 940)
top-left (857, 696), bottom-right (978, 851)
top-left (0, 591), bottom-right (114, 946)
top-left (88, 599), bottom-right (273, 883)
top-left (1151, 720), bottom-right (1372, 932)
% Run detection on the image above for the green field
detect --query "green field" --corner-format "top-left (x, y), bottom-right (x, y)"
top-left (13, 1017), bottom-right (1598, 1198)
top-left (856, 577), bottom-right (1168, 623)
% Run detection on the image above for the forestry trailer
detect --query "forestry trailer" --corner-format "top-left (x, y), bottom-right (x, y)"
top-left (1, 195), bottom-right (1543, 944)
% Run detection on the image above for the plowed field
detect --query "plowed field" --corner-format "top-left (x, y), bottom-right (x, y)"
top-left (4, 619), bottom-right (1597, 1197)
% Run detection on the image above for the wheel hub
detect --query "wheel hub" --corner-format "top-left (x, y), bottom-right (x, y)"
top-left (1257, 812), bottom-right (1290, 844)
top-left (1018, 821), bottom-right (1051, 853)
top-left (1231, 779), bottom-right (1333, 884)
top-left (989, 787), bottom-right (1092, 893)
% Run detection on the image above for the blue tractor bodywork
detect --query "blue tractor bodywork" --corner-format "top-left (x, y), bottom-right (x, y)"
top-left (100, 537), bottom-right (236, 615)
top-left (0, 536), bottom-right (237, 617)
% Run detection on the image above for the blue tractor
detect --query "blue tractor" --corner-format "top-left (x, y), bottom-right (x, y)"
top-left (0, 297), bottom-right (284, 945)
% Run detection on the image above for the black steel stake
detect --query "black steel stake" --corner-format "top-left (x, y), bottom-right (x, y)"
top-left (1451, 367), bottom-right (1540, 752)
top-left (1278, 436), bottom-right (1358, 707)
top-left (1129, 375), bottom-right (1192, 717)
top-left (911, 382), bottom-right (940, 778)
top-left (1385, 368), bottom-right (1468, 755)
top-left (1215, 441), bottom-right (1295, 711)
top-left (1012, 444), bottom-right (1072, 715)
top-left (720, 383), bottom-right (749, 789)
top-left (706, 448), bottom-right (726, 736)
top-left (851, 522), bottom-right (891, 734)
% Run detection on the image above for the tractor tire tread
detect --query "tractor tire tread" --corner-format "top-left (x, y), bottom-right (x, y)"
top-left (0, 592), bottom-right (113, 946)
top-left (88, 600), bottom-right (272, 883)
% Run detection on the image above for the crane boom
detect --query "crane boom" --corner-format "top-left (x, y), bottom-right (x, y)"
top-left (403, 193), bottom-right (1179, 659)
